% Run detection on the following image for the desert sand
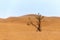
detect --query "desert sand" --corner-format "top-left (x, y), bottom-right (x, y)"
top-left (0, 14), bottom-right (60, 40)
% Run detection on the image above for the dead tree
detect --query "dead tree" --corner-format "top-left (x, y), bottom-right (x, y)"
top-left (27, 13), bottom-right (44, 32)
top-left (36, 13), bottom-right (44, 31)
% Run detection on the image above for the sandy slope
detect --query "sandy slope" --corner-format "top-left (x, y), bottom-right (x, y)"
top-left (0, 14), bottom-right (60, 40)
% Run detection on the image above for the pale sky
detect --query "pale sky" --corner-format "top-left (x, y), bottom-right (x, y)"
top-left (0, 0), bottom-right (60, 18)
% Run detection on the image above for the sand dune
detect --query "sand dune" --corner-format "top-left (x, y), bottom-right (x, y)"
top-left (0, 14), bottom-right (60, 40)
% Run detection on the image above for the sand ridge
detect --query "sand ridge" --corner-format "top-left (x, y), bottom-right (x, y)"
top-left (0, 14), bottom-right (60, 40)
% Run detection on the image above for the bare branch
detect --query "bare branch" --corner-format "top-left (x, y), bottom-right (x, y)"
top-left (27, 13), bottom-right (44, 32)
top-left (30, 21), bottom-right (37, 28)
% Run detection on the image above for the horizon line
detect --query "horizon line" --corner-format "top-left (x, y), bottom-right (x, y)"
top-left (0, 14), bottom-right (60, 19)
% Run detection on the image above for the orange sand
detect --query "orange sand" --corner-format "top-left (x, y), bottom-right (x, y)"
top-left (0, 14), bottom-right (60, 40)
